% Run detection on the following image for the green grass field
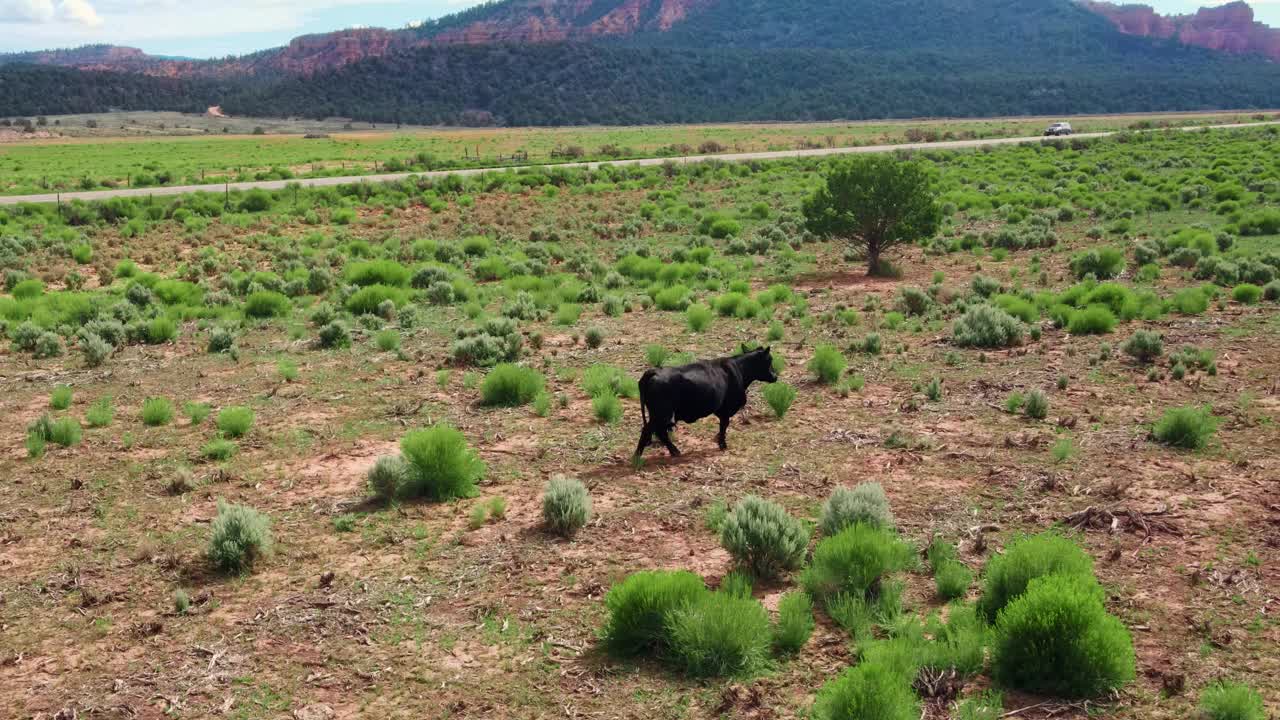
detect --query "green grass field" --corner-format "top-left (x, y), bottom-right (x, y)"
top-left (2, 109), bottom-right (1274, 196)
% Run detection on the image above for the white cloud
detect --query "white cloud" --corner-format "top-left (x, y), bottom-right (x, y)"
top-left (0, 0), bottom-right (57, 23)
top-left (0, 0), bottom-right (101, 26)
top-left (60, 0), bottom-right (101, 26)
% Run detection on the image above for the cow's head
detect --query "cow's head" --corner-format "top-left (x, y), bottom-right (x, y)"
top-left (747, 346), bottom-right (779, 384)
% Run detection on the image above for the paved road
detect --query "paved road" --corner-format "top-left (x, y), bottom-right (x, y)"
top-left (2, 120), bottom-right (1274, 206)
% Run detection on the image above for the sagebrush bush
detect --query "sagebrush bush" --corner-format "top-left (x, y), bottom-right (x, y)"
top-left (602, 570), bottom-right (708, 657)
top-left (720, 495), bottom-right (810, 579)
top-left (666, 592), bottom-right (772, 677)
top-left (762, 382), bottom-right (797, 418)
top-left (803, 524), bottom-right (912, 604)
top-left (808, 344), bottom-right (847, 384)
top-left (216, 406), bottom-right (254, 438)
top-left (1070, 247), bottom-right (1125, 279)
top-left (367, 455), bottom-right (408, 500)
top-left (820, 483), bottom-right (894, 536)
top-left (977, 530), bottom-right (1096, 621)
top-left (812, 661), bottom-right (919, 720)
top-left (772, 591), bottom-right (815, 654)
top-left (1152, 405), bottom-right (1218, 450)
top-left (79, 332), bottom-right (112, 367)
top-left (1198, 681), bottom-right (1266, 720)
top-left (398, 424), bottom-right (485, 500)
top-left (141, 397), bottom-right (174, 426)
top-left (952, 304), bottom-right (1025, 348)
top-left (542, 475), bottom-right (592, 537)
top-left (207, 500), bottom-right (273, 574)
top-left (1122, 330), bottom-right (1163, 363)
top-left (480, 363), bottom-right (545, 407)
top-left (991, 575), bottom-right (1135, 698)
top-left (317, 321), bottom-right (352, 349)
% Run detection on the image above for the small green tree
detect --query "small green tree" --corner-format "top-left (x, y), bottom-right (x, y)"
top-left (803, 156), bottom-right (941, 276)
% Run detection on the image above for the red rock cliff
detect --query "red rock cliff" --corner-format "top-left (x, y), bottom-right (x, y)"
top-left (1084, 0), bottom-right (1280, 60)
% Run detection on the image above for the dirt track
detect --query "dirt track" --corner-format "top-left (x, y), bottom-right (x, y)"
top-left (2, 120), bottom-right (1275, 206)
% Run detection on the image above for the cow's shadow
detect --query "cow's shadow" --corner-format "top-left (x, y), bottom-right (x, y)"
top-left (582, 447), bottom-right (719, 480)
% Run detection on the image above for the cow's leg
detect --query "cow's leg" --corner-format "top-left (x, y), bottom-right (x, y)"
top-left (633, 422), bottom-right (654, 459)
top-left (657, 423), bottom-right (681, 457)
top-left (716, 414), bottom-right (731, 450)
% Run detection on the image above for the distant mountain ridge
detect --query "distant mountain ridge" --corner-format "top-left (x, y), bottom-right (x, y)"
top-left (3, 0), bottom-right (1278, 80)
top-left (3, 0), bottom-right (1280, 124)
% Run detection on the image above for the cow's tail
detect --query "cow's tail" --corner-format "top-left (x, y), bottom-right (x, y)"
top-left (638, 369), bottom-right (655, 428)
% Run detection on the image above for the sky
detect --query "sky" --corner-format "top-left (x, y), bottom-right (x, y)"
top-left (2, 0), bottom-right (1279, 58)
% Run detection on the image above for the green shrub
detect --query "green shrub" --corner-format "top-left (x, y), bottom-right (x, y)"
top-left (808, 344), bottom-right (847, 384)
top-left (553, 303), bottom-right (582, 325)
top-left (86, 397), bottom-right (114, 427)
top-left (1024, 389), bottom-right (1049, 420)
top-left (762, 382), bottom-right (797, 418)
top-left (202, 439), bottom-right (237, 461)
top-left (207, 500), bottom-right (273, 574)
top-left (1198, 681), bottom-right (1266, 720)
top-left (991, 575), bottom-right (1135, 698)
top-left (686, 303), bottom-right (713, 332)
top-left (935, 561), bottom-right (973, 601)
top-left (345, 284), bottom-right (406, 315)
top-left (480, 363), bottom-right (545, 407)
top-left (1152, 405), bottom-right (1218, 450)
top-left (1232, 283), bottom-right (1262, 305)
top-left (184, 401), bottom-right (211, 425)
top-left (952, 304), bottom-right (1025, 348)
top-left (47, 417), bottom-right (82, 446)
top-left (50, 385), bottom-right (72, 410)
top-left (216, 406), bottom-right (254, 438)
top-left (79, 331), bottom-right (113, 367)
top-left (592, 393), bottom-right (622, 424)
top-left (584, 327), bottom-right (604, 349)
top-left (1172, 287), bottom-right (1211, 315)
top-left (71, 243), bottom-right (93, 264)
top-left (653, 284), bottom-right (691, 311)
top-left (345, 259), bottom-right (411, 287)
top-left (772, 591), bottom-right (815, 654)
top-left (367, 455), bottom-right (409, 501)
top-left (398, 424), bottom-right (485, 501)
top-left (141, 397), bottom-right (174, 426)
top-left (812, 661), bottom-right (919, 720)
top-left (244, 291), bottom-right (291, 318)
top-left (542, 475), bottom-right (592, 537)
top-left (1067, 305), bottom-right (1117, 335)
top-left (581, 364), bottom-right (639, 399)
top-left (667, 591), bottom-right (771, 677)
top-left (375, 329), bottom-right (400, 352)
top-left (145, 316), bottom-right (178, 344)
top-left (645, 344), bottom-right (669, 367)
top-left (602, 570), bottom-right (709, 657)
top-left (977, 530), bottom-right (1096, 621)
top-left (1122, 330), bottom-right (1163, 363)
top-left (720, 495), bottom-right (810, 579)
top-left (820, 483), bottom-right (894, 536)
top-left (803, 524), bottom-right (912, 604)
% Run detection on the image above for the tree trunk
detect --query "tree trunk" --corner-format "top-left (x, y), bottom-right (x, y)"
top-left (866, 241), bottom-right (881, 276)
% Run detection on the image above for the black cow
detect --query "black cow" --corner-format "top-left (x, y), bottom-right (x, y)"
top-left (634, 346), bottom-right (778, 459)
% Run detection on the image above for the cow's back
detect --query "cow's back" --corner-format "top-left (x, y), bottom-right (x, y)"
top-left (647, 361), bottom-right (731, 423)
